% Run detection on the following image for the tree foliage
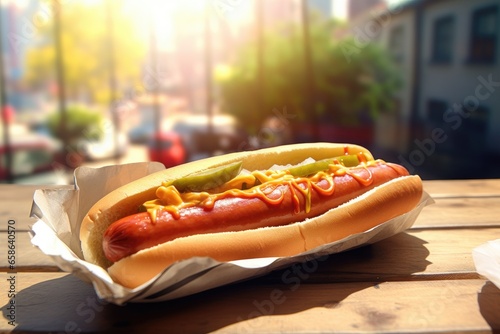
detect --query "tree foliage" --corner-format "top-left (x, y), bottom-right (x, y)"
top-left (46, 106), bottom-right (103, 146)
top-left (215, 15), bottom-right (401, 135)
top-left (24, 1), bottom-right (146, 105)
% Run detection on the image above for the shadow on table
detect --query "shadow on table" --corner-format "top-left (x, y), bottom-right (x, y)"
top-left (478, 281), bottom-right (500, 331)
top-left (2, 232), bottom-right (430, 333)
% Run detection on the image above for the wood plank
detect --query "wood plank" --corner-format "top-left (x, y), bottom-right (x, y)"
top-left (422, 179), bottom-right (500, 198)
top-left (2, 228), bottom-right (499, 283)
top-left (264, 227), bottom-right (498, 284)
top-left (0, 231), bottom-right (60, 271)
top-left (0, 273), bottom-right (497, 333)
top-left (0, 185), bottom-right (39, 232)
top-left (414, 196), bottom-right (500, 228)
top-left (0, 184), bottom-right (73, 231)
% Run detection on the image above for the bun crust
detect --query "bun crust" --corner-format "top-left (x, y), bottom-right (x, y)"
top-left (108, 175), bottom-right (423, 288)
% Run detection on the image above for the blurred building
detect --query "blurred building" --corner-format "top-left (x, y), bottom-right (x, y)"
top-left (345, 0), bottom-right (500, 178)
top-left (1, 2), bottom-right (24, 111)
top-left (348, 0), bottom-right (385, 19)
top-left (0, 0), bottom-right (45, 114)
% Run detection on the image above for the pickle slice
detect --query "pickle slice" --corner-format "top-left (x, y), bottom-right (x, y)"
top-left (172, 161), bottom-right (243, 192)
top-left (333, 154), bottom-right (360, 167)
top-left (287, 155), bottom-right (360, 177)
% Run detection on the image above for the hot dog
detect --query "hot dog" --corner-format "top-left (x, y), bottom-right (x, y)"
top-left (80, 143), bottom-right (423, 288)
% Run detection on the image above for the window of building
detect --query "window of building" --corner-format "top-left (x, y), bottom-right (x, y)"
top-left (468, 5), bottom-right (498, 64)
top-left (427, 99), bottom-right (448, 124)
top-left (432, 15), bottom-right (455, 63)
top-left (455, 105), bottom-right (489, 151)
top-left (388, 25), bottom-right (404, 63)
top-left (425, 99), bottom-right (451, 152)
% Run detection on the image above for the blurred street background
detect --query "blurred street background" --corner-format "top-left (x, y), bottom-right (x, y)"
top-left (1, 0), bottom-right (499, 184)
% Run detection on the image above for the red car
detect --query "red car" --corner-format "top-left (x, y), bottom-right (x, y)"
top-left (1, 125), bottom-right (61, 182)
top-left (147, 132), bottom-right (187, 168)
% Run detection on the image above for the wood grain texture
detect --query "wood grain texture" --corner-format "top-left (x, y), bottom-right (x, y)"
top-left (0, 231), bottom-right (60, 271)
top-left (0, 184), bottom-right (73, 231)
top-left (257, 227), bottom-right (498, 284)
top-left (0, 185), bottom-right (38, 232)
top-left (422, 179), bottom-right (500, 198)
top-left (414, 197), bottom-right (500, 228)
top-left (0, 273), bottom-right (498, 333)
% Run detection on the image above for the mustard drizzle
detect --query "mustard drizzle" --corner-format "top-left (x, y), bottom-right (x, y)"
top-left (142, 158), bottom-right (382, 222)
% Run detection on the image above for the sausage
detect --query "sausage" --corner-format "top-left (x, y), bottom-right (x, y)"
top-left (103, 162), bottom-right (409, 263)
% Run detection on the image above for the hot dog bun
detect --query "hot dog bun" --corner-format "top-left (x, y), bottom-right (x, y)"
top-left (81, 143), bottom-right (374, 268)
top-left (80, 143), bottom-right (423, 288)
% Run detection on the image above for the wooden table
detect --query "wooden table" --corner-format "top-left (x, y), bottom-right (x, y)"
top-left (1, 179), bottom-right (500, 333)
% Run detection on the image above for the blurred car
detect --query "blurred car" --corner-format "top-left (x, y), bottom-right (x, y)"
top-left (147, 131), bottom-right (187, 168)
top-left (78, 130), bottom-right (129, 161)
top-left (127, 102), bottom-right (160, 144)
top-left (170, 114), bottom-right (246, 161)
top-left (128, 122), bottom-right (155, 144)
top-left (0, 124), bottom-right (61, 182)
top-left (14, 169), bottom-right (72, 185)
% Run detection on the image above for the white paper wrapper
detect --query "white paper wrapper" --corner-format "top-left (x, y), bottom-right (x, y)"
top-left (473, 239), bottom-right (500, 289)
top-left (30, 162), bottom-right (433, 305)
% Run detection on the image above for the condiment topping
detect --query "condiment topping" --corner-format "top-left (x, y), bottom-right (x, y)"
top-left (142, 153), bottom-right (381, 222)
